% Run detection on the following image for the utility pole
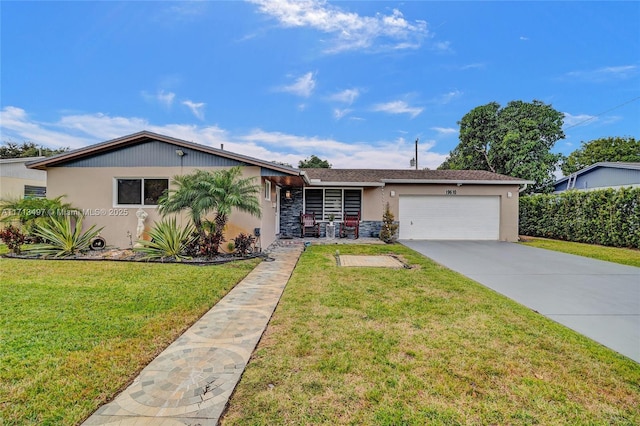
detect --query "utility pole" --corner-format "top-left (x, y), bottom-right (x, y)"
top-left (414, 138), bottom-right (418, 170)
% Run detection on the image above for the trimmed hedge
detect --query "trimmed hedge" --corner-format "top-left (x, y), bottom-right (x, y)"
top-left (520, 187), bottom-right (640, 248)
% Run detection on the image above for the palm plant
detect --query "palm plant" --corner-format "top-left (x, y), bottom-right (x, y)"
top-left (133, 217), bottom-right (197, 262)
top-left (158, 167), bottom-right (261, 253)
top-left (207, 167), bottom-right (261, 245)
top-left (24, 215), bottom-right (103, 257)
top-left (158, 171), bottom-right (210, 238)
top-left (0, 196), bottom-right (79, 236)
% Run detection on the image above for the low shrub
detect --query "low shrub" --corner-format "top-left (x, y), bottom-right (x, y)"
top-left (0, 225), bottom-right (26, 254)
top-left (233, 233), bottom-right (255, 256)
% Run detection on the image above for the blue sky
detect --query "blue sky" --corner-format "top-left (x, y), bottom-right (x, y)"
top-left (2, 1), bottom-right (639, 172)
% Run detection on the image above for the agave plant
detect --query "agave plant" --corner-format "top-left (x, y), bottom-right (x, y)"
top-left (24, 215), bottom-right (103, 257)
top-left (134, 217), bottom-right (197, 262)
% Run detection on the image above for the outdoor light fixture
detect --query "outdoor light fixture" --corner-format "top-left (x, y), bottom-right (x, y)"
top-left (176, 149), bottom-right (185, 157)
top-left (285, 190), bottom-right (292, 199)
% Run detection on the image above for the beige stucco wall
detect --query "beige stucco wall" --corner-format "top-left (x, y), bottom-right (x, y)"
top-left (46, 166), bottom-right (268, 249)
top-left (362, 183), bottom-right (522, 242)
top-left (0, 177), bottom-right (47, 200)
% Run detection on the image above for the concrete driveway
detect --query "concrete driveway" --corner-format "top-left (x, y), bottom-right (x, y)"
top-left (401, 240), bottom-right (640, 363)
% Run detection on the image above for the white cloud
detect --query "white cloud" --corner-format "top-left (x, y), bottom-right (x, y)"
top-left (0, 106), bottom-right (94, 148)
top-left (278, 72), bottom-right (316, 97)
top-left (182, 100), bottom-right (206, 120)
top-left (249, 0), bottom-right (429, 53)
top-left (241, 128), bottom-right (352, 152)
top-left (431, 40), bottom-right (452, 52)
top-left (142, 90), bottom-right (176, 108)
top-left (563, 112), bottom-right (597, 128)
top-left (333, 108), bottom-right (352, 119)
top-left (157, 90), bottom-right (176, 107)
top-left (431, 127), bottom-right (457, 135)
top-left (372, 100), bottom-right (423, 118)
top-left (565, 65), bottom-right (637, 82)
top-left (0, 106), bottom-right (449, 169)
top-left (328, 88), bottom-right (360, 104)
top-left (519, 36), bottom-right (529, 41)
top-left (438, 90), bottom-right (462, 104)
top-left (460, 63), bottom-right (485, 70)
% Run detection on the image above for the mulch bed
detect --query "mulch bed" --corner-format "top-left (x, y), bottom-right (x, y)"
top-left (2, 248), bottom-right (265, 265)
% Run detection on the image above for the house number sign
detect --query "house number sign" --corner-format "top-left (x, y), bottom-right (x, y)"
top-left (445, 190), bottom-right (457, 195)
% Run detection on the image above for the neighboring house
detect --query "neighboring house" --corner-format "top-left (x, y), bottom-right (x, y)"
top-left (554, 162), bottom-right (640, 193)
top-left (27, 131), bottom-right (531, 248)
top-left (0, 156), bottom-right (47, 199)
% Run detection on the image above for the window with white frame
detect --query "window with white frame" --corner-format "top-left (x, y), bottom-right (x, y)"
top-left (115, 178), bottom-right (168, 206)
top-left (264, 180), bottom-right (271, 201)
top-left (303, 188), bottom-right (362, 221)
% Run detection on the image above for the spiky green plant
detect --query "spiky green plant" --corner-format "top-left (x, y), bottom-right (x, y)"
top-left (24, 215), bottom-right (103, 257)
top-left (134, 217), bottom-right (197, 262)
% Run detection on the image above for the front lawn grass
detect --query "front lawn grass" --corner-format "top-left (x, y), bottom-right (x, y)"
top-left (520, 236), bottom-right (640, 267)
top-left (0, 257), bottom-right (260, 425)
top-left (222, 244), bottom-right (640, 425)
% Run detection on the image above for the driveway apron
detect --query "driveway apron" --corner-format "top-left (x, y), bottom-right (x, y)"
top-left (83, 243), bottom-right (304, 426)
top-left (401, 240), bottom-right (640, 363)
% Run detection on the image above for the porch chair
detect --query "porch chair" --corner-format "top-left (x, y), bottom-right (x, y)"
top-left (340, 211), bottom-right (360, 239)
top-left (300, 212), bottom-right (320, 238)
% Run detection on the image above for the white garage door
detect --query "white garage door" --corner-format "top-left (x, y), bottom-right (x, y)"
top-left (399, 195), bottom-right (500, 240)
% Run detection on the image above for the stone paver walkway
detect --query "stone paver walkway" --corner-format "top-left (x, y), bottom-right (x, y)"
top-left (83, 243), bottom-right (304, 426)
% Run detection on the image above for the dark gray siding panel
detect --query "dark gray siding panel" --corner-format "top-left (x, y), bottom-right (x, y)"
top-left (575, 168), bottom-right (640, 189)
top-left (64, 140), bottom-right (248, 167)
top-left (261, 169), bottom-right (293, 177)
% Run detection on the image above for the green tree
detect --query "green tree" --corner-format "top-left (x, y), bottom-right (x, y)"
top-left (159, 167), bottom-right (261, 249)
top-left (439, 100), bottom-right (565, 193)
top-left (560, 136), bottom-right (639, 175)
top-left (298, 155), bottom-right (331, 168)
top-left (0, 141), bottom-right (69, 159)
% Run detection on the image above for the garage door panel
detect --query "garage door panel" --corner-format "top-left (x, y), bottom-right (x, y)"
top-left (399, 195), bottom-right (500, 240)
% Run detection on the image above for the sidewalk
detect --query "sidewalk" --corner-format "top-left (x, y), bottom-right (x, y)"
top-left (83, 243), bottom-right (304, 426)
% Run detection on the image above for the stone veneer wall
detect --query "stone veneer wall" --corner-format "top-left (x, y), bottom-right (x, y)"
top-left (278, 188), bottom-right (397, 240)
top-left (278, 187), bottom-right (304, 237)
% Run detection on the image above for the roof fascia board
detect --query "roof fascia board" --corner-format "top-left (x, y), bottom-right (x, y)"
top-left (299, 171), bottom-right (311, 185)
top-left (306, 181), bottom-right (385, 187)
top-left (381, 179), bottom-right (534, 185)
top-left (1, 156), bottom-right (46, 164)
top-left (555, 162), bottom-right (640, 184)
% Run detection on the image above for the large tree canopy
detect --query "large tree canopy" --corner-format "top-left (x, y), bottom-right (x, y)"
top-left (298, 155), bottom-right (331, 168)
top-left (0, 141), bottom-right (69, 159)
top-left (439, 100), bottom-right (565, 193)
top-left (560, 136), bottom-right (639, 175)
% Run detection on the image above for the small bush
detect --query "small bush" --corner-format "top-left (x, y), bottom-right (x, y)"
top-left (0, 225), bottom-right (26, 254)
top-left (233, 233), bottom-right (256, 256)
top-left (379, 202), bottom-right (398, 244)
top-left (183, 223), bottom-right (225, 258)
